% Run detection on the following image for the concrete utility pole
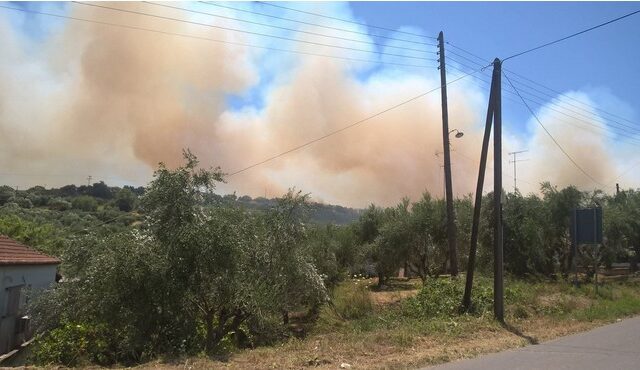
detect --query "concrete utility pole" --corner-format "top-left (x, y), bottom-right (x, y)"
top-left (437, 31), bottom-right (458, 277)
top-left (508, 150), bottom-right (528, 192)
top-left (493, 58), bottom-right (504, 322)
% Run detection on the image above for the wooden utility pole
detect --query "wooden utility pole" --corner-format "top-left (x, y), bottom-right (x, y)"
top-left (462, 58), bottom-right (504, 323)
top-left (462, 66), bottom-right (496, 311)
top-left (437, 31), bottom-right (458, 277)
top-left (493, 58), bottom-right (504, 322)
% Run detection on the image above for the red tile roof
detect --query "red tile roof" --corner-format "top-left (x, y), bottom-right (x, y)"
top-left (0, 235), bottom-right (61, 266)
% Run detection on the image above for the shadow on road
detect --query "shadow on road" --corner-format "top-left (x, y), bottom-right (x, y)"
top-left (501, 322), bottom-right (539, 345)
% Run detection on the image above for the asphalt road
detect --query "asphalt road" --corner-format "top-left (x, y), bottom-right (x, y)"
top-left (426, 316), bottom-right (640, 370)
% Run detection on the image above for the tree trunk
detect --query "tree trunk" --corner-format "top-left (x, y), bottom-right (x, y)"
top-left (632, 245), bottom-right (640, 272)
top-left (204, 311), bottom-right (216, 354)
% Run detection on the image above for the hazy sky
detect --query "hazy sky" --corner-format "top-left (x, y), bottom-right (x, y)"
top-left (1, 1), bottom-right (639, 207)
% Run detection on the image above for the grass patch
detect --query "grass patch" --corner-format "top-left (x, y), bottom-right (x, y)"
top-left (133, 277), bottom-right (640, 370)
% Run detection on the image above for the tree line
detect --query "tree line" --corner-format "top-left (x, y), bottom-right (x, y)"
top-left (16, 151), bottom-right (640, 365)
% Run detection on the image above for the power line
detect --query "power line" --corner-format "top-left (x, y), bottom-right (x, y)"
top-left (447, 41), bottom-right (640, 128)
top-left (145, 2), bottom-right (434, 55)
top-left (73, 2), bottom-right (437, 62)
top-left (502, 9), bottom-right (640, 62)
top-left (446, 54), bottom-right (640, 134)
top-left (503, 69), bottom-right (640, 128)
top-left (200, 1), bottom-right (437, 47)
top-left (448, 65), bottom-right (626, 144)
top-left (452, 151), bottom-right (536, 188)
top-left (255, 1), bottom-right (438, 41)
top-left (504, 72), bottom-right (604, 186)
top-left (446, 58), bottom-right (640, 141)
top-left (228, 69), bottom-right (480, 177)
top-left (609, 160), bottom-right (640, 187)
top-left (0, 4), bottom-right (434, 70)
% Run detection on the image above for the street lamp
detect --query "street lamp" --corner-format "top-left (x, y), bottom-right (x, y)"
top-left (449, 129), bottom-right (464, 139)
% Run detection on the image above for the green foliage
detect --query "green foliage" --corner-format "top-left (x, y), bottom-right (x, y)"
top-left (31, 322), bottom-right (118, 366)
top-left (88, 181), bottom-right (113, 199)
top-left (330, 283), bottom-right (373, 320)
top-left (48, 198), bottom-right (71, 211)
top-left (0, 185), bottom-right (15, 205)
top-left (115, 188), bottom-right (136, 212)
top-left (30, 151), bottom-right (327, 365)
top-left (72, 195), bottom-right (98, 212)
top-left (502, 192), bottom-right (548, 276)
top-left (403, 277), bottom-right (522, 318)
top-left (16, 197), bottom-right (33, 209)
top-left (0, 214), bottom-right (65, 256)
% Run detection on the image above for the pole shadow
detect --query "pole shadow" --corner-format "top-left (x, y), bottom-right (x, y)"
top-left (501, 321), bottom-right (539, 345)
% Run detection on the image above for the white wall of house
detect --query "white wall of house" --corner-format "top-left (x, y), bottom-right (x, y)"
top-left (0, 264), bottom-right (57, 315)
top-left (0, 264), bottom-right (57, 354)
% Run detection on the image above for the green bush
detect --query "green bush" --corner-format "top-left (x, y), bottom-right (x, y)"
top-left (31, 322), bottom-right (114, 366)
top-left (403, 278), bottom-right (499, 318)
top-left (16, 197), bottom-right (33, 209)
top-left (115, 188), bottom-right (136, 212)
top-left (72, 196), bottom-right (98, 212)
top-left (48, 198), bottom-right (71, 211)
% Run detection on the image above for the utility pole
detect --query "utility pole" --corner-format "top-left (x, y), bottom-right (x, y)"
top-left (493, 58), bottom-right (504, 322)
top-left (435, 151), bottom-right (446, 198)
top-left (508, 150), bottom-right (528, 192)
top-left (438, 31), bottom-right (458, 277)
top-left (462, 63), bottom-right (496, 311)
top-left (616, 183), bottom-right (620, 195)
top-left (461, 59), bottom-right (505, 322)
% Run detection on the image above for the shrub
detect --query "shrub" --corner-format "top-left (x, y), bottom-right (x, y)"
top-left (72, 196), bottom-right (98, 212)
top-left (48, 198), bottom-right (71, 211)
top-left (403, 278), bottom-right (495, 318)
top-left (115, 188), bottom-right (136, 212)
top-left (16, 197), bottom-right (33, 209)
top-left (331, 282), bottom-right (373, 320)
top-left (31, 322), bottom-right (115, 366)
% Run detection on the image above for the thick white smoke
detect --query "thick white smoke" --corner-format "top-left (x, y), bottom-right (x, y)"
top-left (0, 2), bottom-right (636, 207)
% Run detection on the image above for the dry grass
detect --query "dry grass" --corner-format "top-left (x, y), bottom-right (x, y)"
top-left (131, 278), bottom-right (640, 370)
top-left (134, 318), bottom-right (599, 370)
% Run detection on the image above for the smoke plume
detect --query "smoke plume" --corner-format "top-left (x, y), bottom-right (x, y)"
top-left (0, 2), bottom-right (636, 207)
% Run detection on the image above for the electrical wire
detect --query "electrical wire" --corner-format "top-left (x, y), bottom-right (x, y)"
top-left (0, 4), bottom-right (435, 69)
top-left (446, 57), bottom-right (640, 140)
top-left (609, 161), bottom-right (640, 187)
top-left (73, 2), bottom-right (437, 62)
top-left (228, 69), bottom-right (480, 177)
top-left (145, 2), bottom-right (435, 55)
top-left (255, 1), bottom-right (438, 40)
top-left (200, 1), bottom-right (437, 47)
top-left (450, 62), bottom-right (640, 149)
top-left (447, 41), bottom-right (640, 128)
top-left (504, 72), bottom-right (604, 186)
top-left (502, 9), bottom-right (640, 62)
top-left (452, 151), bottom-right (537, 188)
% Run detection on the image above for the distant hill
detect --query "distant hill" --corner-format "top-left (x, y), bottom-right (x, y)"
top-left (210, 194), bottom-right (362, 225)
top-left (0, 183), bottom-right (362, 226)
